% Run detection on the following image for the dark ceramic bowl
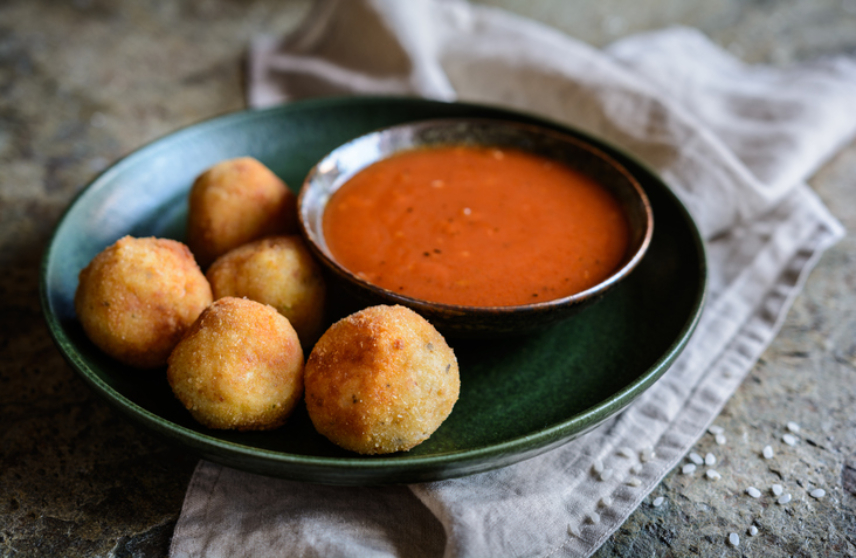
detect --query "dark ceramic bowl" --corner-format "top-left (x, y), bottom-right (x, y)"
top-left (299, 118), bottom-right (654, 338)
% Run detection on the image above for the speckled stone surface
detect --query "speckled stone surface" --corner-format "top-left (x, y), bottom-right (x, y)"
top-left (2, 1), bottom-right (855, 556)
top-left (591, 146), bottom-right (856, 557)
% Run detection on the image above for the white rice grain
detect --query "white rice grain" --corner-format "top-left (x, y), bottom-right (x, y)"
top-left (746, 487), bottom-right (761, 498)
top-left (715, 434), bottom-right (727, 445)
top-left (626, 477), bottom-right (642, 487)
top-left (706, 469), bottom-right (722, 480)
top-left (762, 445), bottom-right (774, 459)
top-left (599, 468), bottom-right (614, 482)
top-left (709, 425), bottom-right (724, 435)
top-left (586, 513), bottom-right (601, 525)
top-left (777, 493), bottom-right (792, 505)
top-left (592, 458), bottom-right (605, 475)
top-left (748, 525), bottom-right (759, 537)
top-left (652, 496), bottom-right (665, 507)
top-left (705, 453), bottom-right (716, 466)
top-left (639, 447), bottom-right (656, 463)
top-left (598, 496), bottom-right (613, 508)
top-left (688, 452), bottom-right (704, 465)
top-left (771, 484), bottom-right (783, 496)
top-left (617, 447), bottom-right (635, 459)
top-left (682, 463), bottom-right (697, 475)
top-left (567, 523), bottom-right (581, 538)
top-left (786, 421), bottom-right (801, 433)
top-left (810, 488), bottom-right (826, 499)
top-left (630, 463), bottom-right (643, 475)
top-left (728, 532), bottom-right (740, 547)
top-left (783, 433), bottom-right (797, 446)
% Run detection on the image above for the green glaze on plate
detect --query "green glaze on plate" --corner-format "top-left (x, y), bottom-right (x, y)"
top-left (40, 97), bottom-right (706, 485)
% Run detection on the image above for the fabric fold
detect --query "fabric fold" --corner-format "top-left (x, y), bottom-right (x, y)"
top-left (172, 1), bottom-right (852, 557)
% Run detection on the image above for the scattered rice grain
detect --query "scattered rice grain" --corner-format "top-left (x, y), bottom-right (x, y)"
top-left (783, 433), bottom-right (797, 446)
top-left (586, 513), bottom-right (600, 525)
top-left (728, 532), bottom-right (740, 547)
top-left (810, 488), bottom-right (826, 499)
top-left (630, 463), bottom-right (643, 475)
top-left (599, 468), bottom-right (614, 482)
top-left (617, 447), bottom-right (635, 459)
top-left (706, 469), bottom-right (722, 480)
top-left (688, 452), bottom-right (703, 465)
top-left (705, 453), bottom-right (716, 466)
top-left (787, 421), bottom-right (801, 433)
top-left (598, 496), bottom-right (613, 508)
top-left (592, 458), bottom-right (605, 475)
top-left (639, 447), bottom-right (656, 463)
top-left (682, 463), bottom-right (697, 475)
top-left (708, 425), bottom-right (724, 435)
top-left (567, 523), bottom-right (581, 538)
top-left (652, 496), bottom-right (665, 507)
top-left (746, 487), bottom-right (761, 498)
top-left (771, 484), bottom-right (783, 496)
top-left (762, 445), bottom-right (774, 459)
top-left (626, 477), bottom-right (642, 487)
top-left (777, 493), bottom-right (792, 505)
top-left (715, 434), bottom-right (727, 445)
top-left (748, 525), bottom-right (758, 537)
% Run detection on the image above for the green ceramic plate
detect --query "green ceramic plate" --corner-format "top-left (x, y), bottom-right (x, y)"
top-left (40, 97), bottom-right (706, 485)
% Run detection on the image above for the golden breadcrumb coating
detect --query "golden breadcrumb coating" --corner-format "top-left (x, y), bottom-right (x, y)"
top-left (167, 297), bottom-right (304, 431)
top-left (305, 305), bottom-right (459, 454)
top-left (74, 236), bottom-right (212, 368)
top-left (206, 235), bottom-right (326, 348)
top-left (186, 157), bottom-right (298, 268)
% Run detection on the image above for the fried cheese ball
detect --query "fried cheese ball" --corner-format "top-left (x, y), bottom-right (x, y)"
top-left (305, 305), bottom-right (459, 454)
top-left (167, 297), bottom-right (304, 431)
top-left (187, 157), bottom-right (298, 268)
top-left (74, 236), bottom-right (213, 369)
top-left (206, 235), bottom-right (326, 347)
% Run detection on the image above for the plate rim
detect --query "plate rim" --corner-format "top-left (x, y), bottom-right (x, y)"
top-left (39, 96), bottom-right (707, 484)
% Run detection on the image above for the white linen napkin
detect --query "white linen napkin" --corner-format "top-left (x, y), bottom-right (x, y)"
top-left (170, 1), bottom-right (856, 556)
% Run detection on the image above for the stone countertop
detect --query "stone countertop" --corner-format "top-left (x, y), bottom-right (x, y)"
top-left (1, 0), bottom-right (854, 556)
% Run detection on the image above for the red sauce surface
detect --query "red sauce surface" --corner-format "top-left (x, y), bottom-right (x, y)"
top-left (323, 146), bottom-right (630, 307)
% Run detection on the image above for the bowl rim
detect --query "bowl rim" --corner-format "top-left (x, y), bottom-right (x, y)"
top-left (297, 117), bottom-right (654, 314)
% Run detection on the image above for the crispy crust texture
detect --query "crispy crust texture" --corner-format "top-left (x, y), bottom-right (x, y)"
top-left (167, 297), bottom-right (304, 431)
top-left (206, 235), bottom-right (326, 348)
top-left (186, 157), bottom-right (298, 268)
top-left (74, 236), bottom-right (212, 369)
top-left (305, 305), bottom-right (459, 454)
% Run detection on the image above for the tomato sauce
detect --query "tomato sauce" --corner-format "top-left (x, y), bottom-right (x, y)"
top-left (323, 146), bottom-right (630, 307)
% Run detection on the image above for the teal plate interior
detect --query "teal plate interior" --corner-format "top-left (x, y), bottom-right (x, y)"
top-left (40, 97), bottom-right (706, 485)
